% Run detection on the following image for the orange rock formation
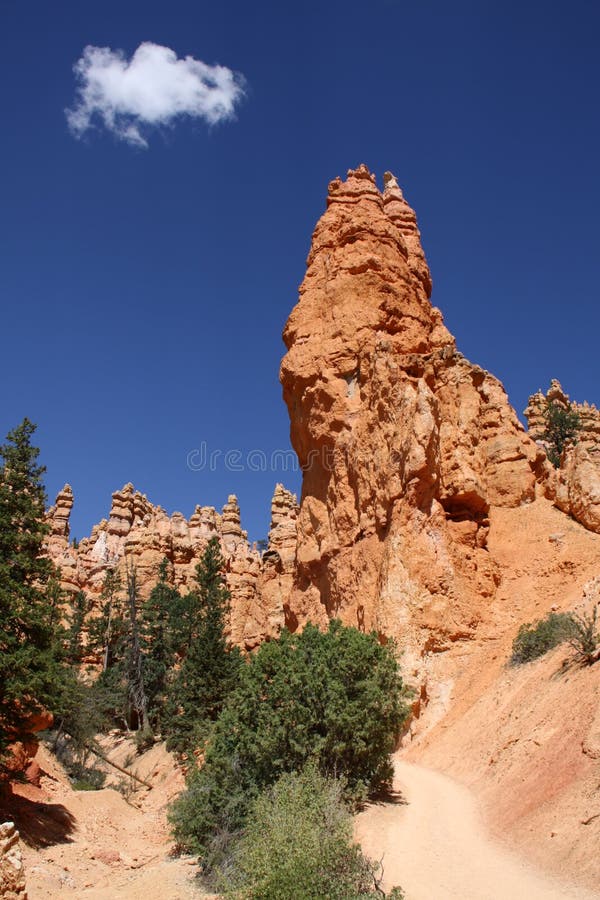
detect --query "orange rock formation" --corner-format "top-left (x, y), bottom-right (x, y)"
top-left (525, 380), bottom-right (600, 534)
top-left (46, 482), bottom-right (298, 650)
top-left (280, 165), bottom-right (549, 661)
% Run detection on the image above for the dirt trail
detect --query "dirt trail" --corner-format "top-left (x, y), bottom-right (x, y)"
top-left (356, 758), bottom-right (600, 900)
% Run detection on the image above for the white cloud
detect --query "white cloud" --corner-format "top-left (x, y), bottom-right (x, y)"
top-left (66, 42), bottom-right (245, 147)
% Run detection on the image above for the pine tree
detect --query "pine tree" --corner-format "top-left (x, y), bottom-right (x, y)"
top-left (0, 419), bottom-right (64, 756)
top-left (124, 565), bottom-right (148, 732)
top-left (165, 538), bottom-right (241, 753)
top-left (542, 399), bottom-right (581, 468)
top-left (141, 558), bottom-right (180, 733)
top-left (86, 569), bottom-right (129, 729)
top-left (92, 568), bottom-right (125, 673)
top-left (65, 590), bottom-right (89, 665)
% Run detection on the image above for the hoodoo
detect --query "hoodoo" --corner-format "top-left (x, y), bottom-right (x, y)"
top-left (280, 164), bottom-right (548, 661)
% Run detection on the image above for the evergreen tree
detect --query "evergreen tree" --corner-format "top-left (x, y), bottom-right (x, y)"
top-left (86, 569), bottom-right (129, 728)
top-left (140, 558), bottom-right (180, 732)
top-left (165, 538), bottom-right (241, 753)
top-left (90, 568), bottom-right (125, 673)
top-left (169, 621), bottom-right (409, 870)
top-left (542, 399), bottom-right (581, 468)
top-left (65, 590), bottom-right (89, 665)
top-left (0, 419), bottom-right (64, 756)
top-left (124, 565), bottom-right (148, 732)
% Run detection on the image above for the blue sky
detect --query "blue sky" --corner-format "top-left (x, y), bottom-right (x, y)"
top-left (1, 0), bottom-right (599, 543)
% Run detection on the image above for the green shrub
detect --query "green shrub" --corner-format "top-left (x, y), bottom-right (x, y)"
top-left (510, 612), bottom-right (574, 664)
top-left (218, 765), bottom-right (403, 899)
top-left (72, 770), bottom-right (106, 791)
top-left (133, 726), bottom-right (155, 755)
top-left (169, 621), bottom-right (409, 870)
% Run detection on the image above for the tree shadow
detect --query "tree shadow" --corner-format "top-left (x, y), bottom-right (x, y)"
top-left (549, 654), bottom-right (589, 680)
top-left (365, 784), bottom-right (408, 807)
top-left (0, 793), bottom-right (76, 848)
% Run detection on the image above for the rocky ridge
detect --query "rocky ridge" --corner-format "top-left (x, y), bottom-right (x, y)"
top-left (46, 482), bottom-right (298, 650)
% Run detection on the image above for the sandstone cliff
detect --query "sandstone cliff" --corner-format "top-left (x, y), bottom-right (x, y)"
top-left (280, 165), bottom-right (550, 667)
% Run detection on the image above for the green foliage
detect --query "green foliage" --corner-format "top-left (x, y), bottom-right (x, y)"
top-left (72, 776), bottom-right (105, 791)
top-left (84, 567), bottom-right (152, 732)
top-left (169, 621), bottom-right (408, 869)
top-left (0, 419), bottom-right (67, 759)
top-left (541, 400), bottom-right (581, 468)
top-left (566, 605), bottom-right (600, 666)
top-left (133, 726), bottom-right (155, 754)
top-left (140, 558), bottom-right (180, 732)
top-left (123, 566), bottom-right (149, 732)
top-left (510, 612), bottom-right (574, 664)
top-left (47, 720), bottom-right (107, 791)
top-left (218, 765), bottom-right (403, 899)
top-left (85, 569), bottom-right (130, 728)
top-left (165, 538), bottom-right (241, 753)
top-left (65, 590), bottom-right (89, 665)
top-left (87, 569), bottom-right (126, 675)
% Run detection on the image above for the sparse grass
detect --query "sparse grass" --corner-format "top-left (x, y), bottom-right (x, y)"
top-left (115, 774), bottom-right (138, 802)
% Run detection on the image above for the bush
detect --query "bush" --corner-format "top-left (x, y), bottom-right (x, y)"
top-left (567, 606), bottom-right (600, 666)
top-left (71, 768), bottom-right (106, 791)
top-left (218, 765), bottom-right (403, 899)
top-left (510, 612), bottom-right (574, 664)
top-left (169, 621), bottom-right (409, 870)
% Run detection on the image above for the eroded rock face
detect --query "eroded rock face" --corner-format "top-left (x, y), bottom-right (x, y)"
top-left (256, 484), bottom-right (299, 635)
top-left (46, 484), bottom-right (294, 650)
top-left (46, 485), bottom-right (73, 564)
top-left (0, 823), bottom-right (26, 900)
top-left (525, 381), bottom-right (600, 533)
top-left (555, 444), bottom-right (600, 533)
top-left (2, 709), bottom-right (53, 785)
top-left (280, 165), bottom-right (547, 654)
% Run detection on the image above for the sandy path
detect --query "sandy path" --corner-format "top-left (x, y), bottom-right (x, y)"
top-left (355, 758), bottom-right (600, 900)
